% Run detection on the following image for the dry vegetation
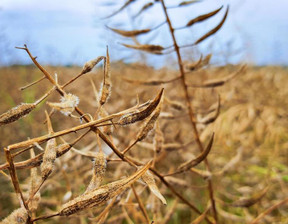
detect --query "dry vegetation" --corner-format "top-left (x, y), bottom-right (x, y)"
top-left (0, 0), bottom-right (288, 223)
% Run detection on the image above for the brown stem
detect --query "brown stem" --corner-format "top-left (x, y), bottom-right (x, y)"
top-left (132, 184), bottom-right (150, 224)
top-left (150, 168), bottom-right (214, 224)
top-left (249, 197), bottom-right (288, 224)
top-left (159, 0), bottom-right (218, 221)
top-left (31, 212), bottom-right (60, 222)
top-left (19, 75), bottom-right (45, 91)
top-left (4, 148), bottom-right (28, 210)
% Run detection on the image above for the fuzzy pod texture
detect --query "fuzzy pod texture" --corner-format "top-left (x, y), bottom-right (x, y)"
top-left (1, 208), bottom-right (28, 224)
top-left (142, 170), bottom-right (167, 205)
top-left (28, 150), bottom-right (41, 211)
top-left (99, 47), bottom-right (111, 106)
top-left (85, 152), bottom-right (107, 193)
top-left (40, 138), bottom-right (57, 180)
top-left (81, 56), bottom-right (105, 74)
top-left (0, 103), bottom-right (35, 126)
top-left (118, 88), bottom-right (163, 125)
top-left (137, 103), bottom-right (161, 141)
top-left (59, 162), bottom-right (151, 216)
top-left (47, 93), bottom-right (79, 116)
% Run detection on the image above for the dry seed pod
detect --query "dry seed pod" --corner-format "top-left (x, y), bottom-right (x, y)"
top-left (136, 100), bottom-right (162, 141)
top-left (81, 56), bottom-right (105, 74)
top-left (0, 103), bottom-right (36, 126)
top-left (194, 6), bottom-right (229, 45)
top-left (186, 6), bottom-right (223, 27)
top-left (99, 47), bottom-right (112, 106)
top-left (28, 149), bottom-right (41, 212)
top-left (107, 27), bottom-right (151, 37)
top-left (121, 43), bottom-right (164, 54)
top-left (1, 207), bottom-right (28, 224)
top-left (141, 170), bottom-right (167, 205)
top-left (153, 120), bottom-right (164, 153)
top-left (231, 187), bottom-right (269, 208)
top-left (215, 147), bottom-right (243, 176)
top-left (85, 152), bottom-right (107, 193)
top-left (179, 0), bottom-right (201, 6)
top-left (190, 168), bottom-right (212, 180)
top-left (196, 94), bottom-right (220, 125)
top-left (99, 107), bottom-right (113, 135)
top-left (0, 140), bottom-right (83, 171)
top-left (178, 133), bottom-right (214, 171)
top-left (105, 0), bottom-right (136, 18)
top-left (122, 76), bottom-right (179, 86)
top-left (47, 93), bottom-right (79, 116)
top-left (185, 54), bottom-right (212, 71)
top-left (134, 2), bottom-right (154, 17)
top-left (118, 88), bottom-right (164, 125)
top-left (188, 65), bottom-right (245, 88)
top-left (0, 87), bottom-right (54, 126)
top-left (165, 97), bottom-right (186, 111)
top-left (59, 161), bottom-right (151, 216)
top-left (40, 111), bottom-right (57, 180)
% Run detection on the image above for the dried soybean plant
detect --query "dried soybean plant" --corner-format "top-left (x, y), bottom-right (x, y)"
top-left (104, 0), bottom-right (250, 223)
top-left (0, 45), bottom-right (177, 223)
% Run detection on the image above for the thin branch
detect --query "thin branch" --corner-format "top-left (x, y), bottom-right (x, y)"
top-left (19, 76), bottom-right (45, 91)
top-left (159, 0), bottom-right (218, 221)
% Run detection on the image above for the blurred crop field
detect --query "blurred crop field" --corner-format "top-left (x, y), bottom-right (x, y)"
top-left (0, 63), bottom-right (288, 223)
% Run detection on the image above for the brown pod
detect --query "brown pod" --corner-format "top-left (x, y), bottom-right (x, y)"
top-left (1, 207), bottom-right (28, 224)
top-left (0, 103), bottom-right (35, 126)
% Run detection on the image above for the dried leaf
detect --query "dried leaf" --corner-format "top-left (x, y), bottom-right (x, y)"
top-left (186, 6), bottom-right (223, 27)
top-left (108, 27), bottom-right (151, 37)
top-left (142, 170), bottom-right (167, 205)
top-left (121, 43), bottom-right (164, 54)
top-left (59, 161), bottom-right (151, 216)
top-left (194, 6), bottom-right (229, 45)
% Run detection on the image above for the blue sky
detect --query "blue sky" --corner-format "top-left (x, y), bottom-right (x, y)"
top-left (0, 0), bottom-right (287, 66)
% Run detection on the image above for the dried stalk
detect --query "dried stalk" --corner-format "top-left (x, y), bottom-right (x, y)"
top-left (159, 0), bottom-right (218, 220)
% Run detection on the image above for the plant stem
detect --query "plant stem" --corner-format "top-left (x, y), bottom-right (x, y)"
top-left (159, 0), bottom-right (218, 221)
